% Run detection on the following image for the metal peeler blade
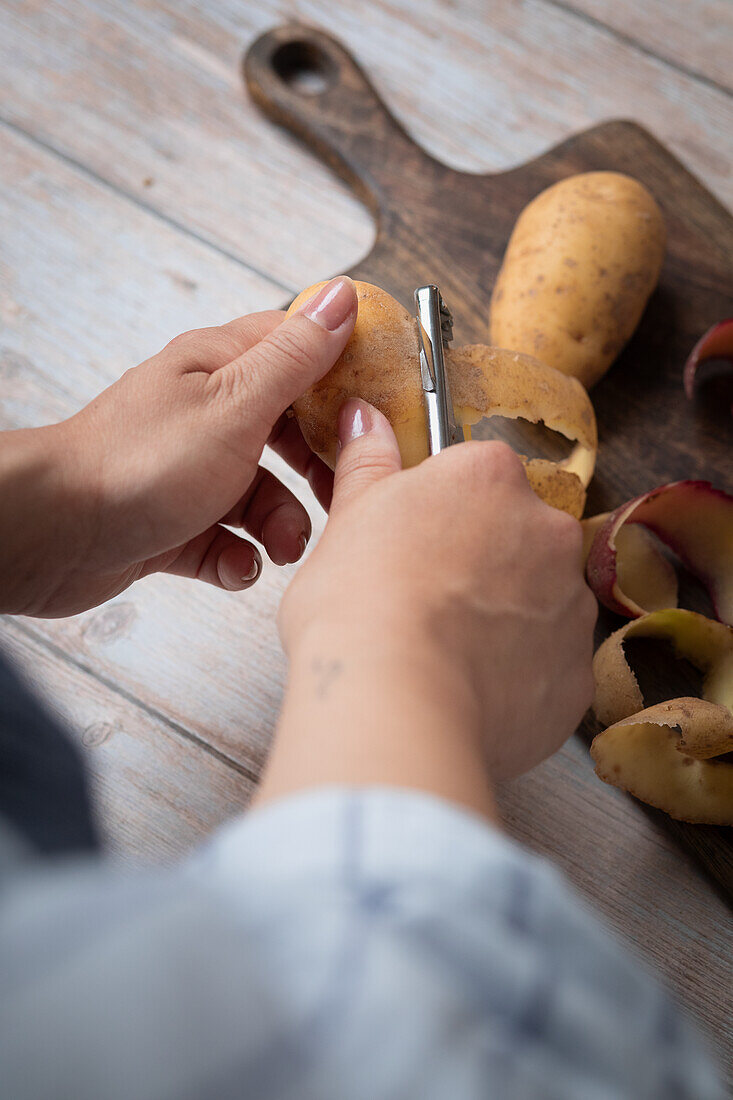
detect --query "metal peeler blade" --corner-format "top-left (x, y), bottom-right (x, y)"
top-left (414, 285), bottom-right (464, 455)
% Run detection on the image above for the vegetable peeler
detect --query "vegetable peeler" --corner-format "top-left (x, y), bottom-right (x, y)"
top-left (414, 285), bottom-right (465, 454)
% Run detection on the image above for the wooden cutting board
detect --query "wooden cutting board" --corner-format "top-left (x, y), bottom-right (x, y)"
top-left (245, 24), bottom-right (733, 900)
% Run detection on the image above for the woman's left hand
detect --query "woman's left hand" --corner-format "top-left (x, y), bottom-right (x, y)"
top-left (0, 277), bottom-right (357, 617)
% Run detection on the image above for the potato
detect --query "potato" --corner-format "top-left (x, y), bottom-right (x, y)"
top-left (289, 281), bottom-right (597, 517)
top-left (288, 280), bottom-right (428, 468)
top-left (490, 172), bottom-right (666, 388)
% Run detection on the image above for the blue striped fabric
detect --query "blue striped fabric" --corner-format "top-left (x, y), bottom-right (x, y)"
top-left (0, 788), bottom-right (725, 1099)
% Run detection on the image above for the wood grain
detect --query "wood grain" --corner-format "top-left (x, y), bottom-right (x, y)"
top-left (560, 0), bottom-right (732, 90)
top-left (0, 620), bottom-right (254, 863)
top-left (1, 0), bottom-right (732, 1083)
top-left (0, 0), bottom-right (731, 294)
top-left (497, 736), bottom-right (733, 1069)
top-left (0, 122), bottom-right (314, 772)
top-left (0, 120), bottom-right (284, 419)
top-left (245, 25), bottom-right (733, 901)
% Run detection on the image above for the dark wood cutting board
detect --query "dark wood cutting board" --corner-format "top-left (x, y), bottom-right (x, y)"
top-left (245, 24), bottom-right (733, 900)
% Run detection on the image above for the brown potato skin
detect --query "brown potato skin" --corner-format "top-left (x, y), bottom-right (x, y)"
top-left (288, 280), bottom-right (593, 515)
top-left (288, 281), bottom-right (428, 468)
top-left (489, 172), bottom-right (666, 388)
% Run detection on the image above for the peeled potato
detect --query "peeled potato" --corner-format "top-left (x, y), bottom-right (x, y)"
top-left (289, 281), bottom-right (597, 517)
top-left (490, 172), bottom-right (666, 388)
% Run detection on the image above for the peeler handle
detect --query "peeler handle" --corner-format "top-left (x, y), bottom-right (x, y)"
top-left (244, 24), bottom-right (435, 215)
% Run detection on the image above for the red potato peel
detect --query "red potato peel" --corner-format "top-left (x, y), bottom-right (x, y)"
top-left (586, 481), bottom-right (733, 625)
top-left (591, 609), bottom-right (733, 824)
top-left (582, 517), bottom-right (678, 611)
top-left (683, 318), bottom-right (733, 413)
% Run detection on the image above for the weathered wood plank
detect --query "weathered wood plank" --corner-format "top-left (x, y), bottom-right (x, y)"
top-left (498, 737), bottom-right (733, 1071)
top-left (0, 620), bottom-right (253, 863)
top-left (2, 4), bottom-right (732, 1078)
top-left (0, 122), bottom-right (313, 774)
top-left (8, 608), bottom-right (730, 1067)
top-left (0, 119), bottom-right (285, 417)
top-left (0, 0), bottom-right (730, 295)
top-left (244, 20), bottom-right (733, 908)
top-left (561, 0), bottom-right (732, 91)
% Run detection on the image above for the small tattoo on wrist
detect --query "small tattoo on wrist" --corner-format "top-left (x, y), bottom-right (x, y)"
top-left (312, 658), bottom-right (343, 700)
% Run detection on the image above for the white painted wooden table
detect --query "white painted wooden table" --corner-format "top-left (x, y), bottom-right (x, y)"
top-left (1, 0), bottom-right (731, 1084)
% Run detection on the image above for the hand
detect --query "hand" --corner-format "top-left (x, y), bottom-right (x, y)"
top-left (258, 399), bottom-right (596, 815)
top-left (0, 277), bottom-right (357, 617)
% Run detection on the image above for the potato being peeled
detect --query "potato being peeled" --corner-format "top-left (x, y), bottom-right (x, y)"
top-left (490, 172), bottom-right (666, 388)
top-left (289, 281), bottom-right (597, 517)
top-left (289, 281), bottom-right (428, 468)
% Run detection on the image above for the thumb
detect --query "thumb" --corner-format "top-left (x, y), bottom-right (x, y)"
top-left (225, 276), bottom-right (358, 431)
top-left (331, 399), bottom-right (402, 513)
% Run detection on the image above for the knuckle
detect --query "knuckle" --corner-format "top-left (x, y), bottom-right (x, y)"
top-left (165, 328), bottom-right (206, 354)
top-left (546, 505), bottom-right (582, 547)
top-left (337, 451), bottom-right (395, 494)
top-left (448, 439), bottom-right (523, 486)
top-left (484, 439), bottom-right (522, 472)
top-left (482, 440), bottom-right (525, 481)
top-left (208, 363), bottom-right (242, 407)
top-left (266, 321), bottom-right (321, 378)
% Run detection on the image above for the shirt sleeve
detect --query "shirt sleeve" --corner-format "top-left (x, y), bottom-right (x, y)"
top-left (0, 787), bottom-right (725, 1100)
top-left (0, 651), bottom-right (97, 858)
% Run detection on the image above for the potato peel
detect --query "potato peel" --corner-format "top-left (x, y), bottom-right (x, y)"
top-left (447, 343), bottom-right (597, 517)
top-left (290, 282), bottom-right (598, 517)
top-left (591, 699), bottom-right (733, 825)
top-left (683, 318), bottom-right (733, 415)
top-left (523, 461), bottom-right (587, 520)
top-left (447, 344), bottom-right (597, 490)
top-left (586, 480), bottom-right (733, 625)
top-left (591, 610), bottom-right (733, 824)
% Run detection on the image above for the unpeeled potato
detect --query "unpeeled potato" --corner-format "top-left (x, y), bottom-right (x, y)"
top-left (489, 172), bottom-right (666, 388)
top-left (288, 281), bottom-right (597, 517)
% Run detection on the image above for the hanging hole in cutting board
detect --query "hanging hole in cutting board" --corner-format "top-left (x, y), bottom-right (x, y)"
top-left (271, 41), bottom-right (336, 96)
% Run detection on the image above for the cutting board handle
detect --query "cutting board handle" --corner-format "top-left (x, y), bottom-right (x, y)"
top-left (244, 24), bottom-right (433, 214)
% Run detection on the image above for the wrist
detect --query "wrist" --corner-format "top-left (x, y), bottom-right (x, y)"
top-left (0, 422), bottom-right (97, 615)
top-left (256, 615), bottom-right (497, 822)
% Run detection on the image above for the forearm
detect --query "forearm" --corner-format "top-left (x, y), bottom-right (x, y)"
top-left (0, 424), bottom-right (90, 616)
top-left (255, 622), bottom-right (498, 823)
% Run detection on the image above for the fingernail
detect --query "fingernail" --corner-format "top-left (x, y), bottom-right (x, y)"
top-left (242, 559), bottom-right (260, 583)
top-left (297, 532), bottom-right (308, 558)
top-left (338, 398), bottom-right (372, 448)
top-left (302, 276), bottom-right (356, 332)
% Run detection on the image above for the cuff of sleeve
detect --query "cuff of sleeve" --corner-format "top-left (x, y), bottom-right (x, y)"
top-left (192, 785), bottom-right (561, 911)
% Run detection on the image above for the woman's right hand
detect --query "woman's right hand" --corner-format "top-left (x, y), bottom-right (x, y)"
top-left (283, 400), bottom-right (595, 778)
top-left (260, 399), bottom-right (596, 815)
